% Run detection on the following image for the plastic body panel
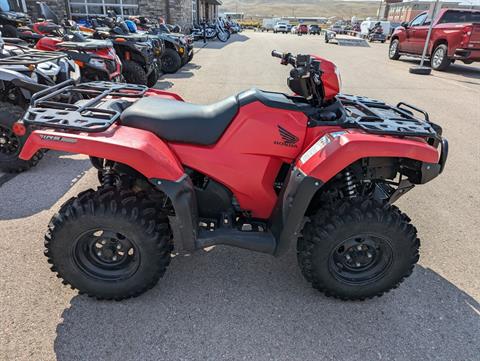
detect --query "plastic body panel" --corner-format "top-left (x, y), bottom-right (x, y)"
top-left (170, 101), bottom-right (309, 219)
top-left (20, 125), bottom-right (184, 181)
top-left (297, 130), bottom-right (439, 183)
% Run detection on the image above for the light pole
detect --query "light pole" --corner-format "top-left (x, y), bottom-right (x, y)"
top-left (377, 0), bottom-right (383, 20)
top-left (409, 0), bottom-right (440, 75)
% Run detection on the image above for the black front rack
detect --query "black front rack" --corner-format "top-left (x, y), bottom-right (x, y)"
top-left (0, 49), bottom-right (67, 66)
top-left (338, 94), bottom-right (441, 141)
top-left (23, 81), bottom-right (148, 132)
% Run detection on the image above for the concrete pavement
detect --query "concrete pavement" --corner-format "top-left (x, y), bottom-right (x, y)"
top-left (0, 31), bottom-right (479, 361)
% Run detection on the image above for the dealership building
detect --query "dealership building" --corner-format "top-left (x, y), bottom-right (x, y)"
top-left (16, 0), bottom-right (222, 31)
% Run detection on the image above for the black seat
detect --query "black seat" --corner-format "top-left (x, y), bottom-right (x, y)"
top-left (120, 96), bottom-right (239, 145)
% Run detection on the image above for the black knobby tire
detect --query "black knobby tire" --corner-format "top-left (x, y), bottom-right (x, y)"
top-left (431, 44), bottom-right (451, 71)
top-left (389, 39), bottom-right (401, 60)
top-left (1, 24), bottom-right (18, 38)
top-left (297, 200), bottom-right (420, 300)
top-left (0, 102), bottom-right (44, 173)
top-left (122, 60), bottom-right (148, 85)
top-left (161, 48), bottom-right (182, 74)
top-left (44, 187), bottom-right (173, 300)
top-left (146, 66), bottom-right (160, 88)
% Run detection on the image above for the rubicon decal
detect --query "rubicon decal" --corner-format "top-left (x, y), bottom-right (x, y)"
top-left (275, 125), bottom-right (299, 147)
top-left (40, 135), bottom-right (77, 143)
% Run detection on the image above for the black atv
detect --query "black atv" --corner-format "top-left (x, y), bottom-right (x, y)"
top-left (135, 18), bottom-right (194, 74)
top-left (0, 37), bottom-right (80, 172)
top-left (92, 19), bottom-right (161, 87)
top-left (0, 0), bottom-right (30, 37)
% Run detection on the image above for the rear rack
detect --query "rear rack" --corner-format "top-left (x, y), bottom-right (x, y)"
top-left (338, 94), bottom-right (441, 141)
top-left (23, 81), bottom-right (148, 132)
top-left (0, 49), bottom-right (67, 66)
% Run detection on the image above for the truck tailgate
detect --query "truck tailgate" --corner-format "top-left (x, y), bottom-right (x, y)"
top-left (469, 24), bottom-right (480, 48)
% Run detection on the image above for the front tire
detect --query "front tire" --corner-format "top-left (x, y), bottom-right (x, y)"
top-left (122, 60), bottom-right (148, 85)
top-left (431, 44), bottom-right (451, 71)
top-left (44, 187), bottom-right (173, 300)
top-left (389, 39), bottom-right (401, 60)
top-left (161, 48), bottom-right (182, 74)
top-left (1, 24), bottom-right (18, 38)
top-left (0, 102), bottom-right (44, 173)
top-left (297, 200), bottom-right (419, 300)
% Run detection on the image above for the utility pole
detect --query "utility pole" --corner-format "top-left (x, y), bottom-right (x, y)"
top-left (377, 0), bottom-right (383, 20)
top-left (409, 0), bottom-right (440, 75)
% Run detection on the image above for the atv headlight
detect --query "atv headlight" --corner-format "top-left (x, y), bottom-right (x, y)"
top-left (334, 65), bottom-right (342, 92)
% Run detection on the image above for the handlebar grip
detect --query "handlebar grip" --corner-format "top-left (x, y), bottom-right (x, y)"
top-left (271, 50), bottom-right (283, 59)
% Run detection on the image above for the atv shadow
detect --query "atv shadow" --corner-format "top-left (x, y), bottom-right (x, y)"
top-left (54, 247), bottom-right (480, 361)
top-left (0, 152), bottom-right (91, 220)
top-left (202, 33), bottom-right (250, 50)
top-left (157, 63), bottom-right (202, 82)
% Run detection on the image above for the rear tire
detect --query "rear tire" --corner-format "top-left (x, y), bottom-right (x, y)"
top-left (431, 44), bottom-right (451, 71)
top-left (44, 187), bottom-right (173, 300)
top-left (161, 48), bottom-right (182, 74)
top-left (122, 61), bottom-right (148, 85)
top-left (297, 200), bottom-right (420, 300)
top-left (0, 102), bottom-right (44, 173)
top-left (389, 39), bottom-right (401, 60)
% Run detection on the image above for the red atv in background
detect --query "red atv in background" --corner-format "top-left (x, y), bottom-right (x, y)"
top-left (16, 51), bottom-right (448, 301)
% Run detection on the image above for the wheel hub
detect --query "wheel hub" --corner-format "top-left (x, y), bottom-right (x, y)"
top-left (329, 235), bottom-right (393, 285)
top-left (74, 229), bottom-right (139, 281)
top-left (0, 126), bottom-right (20, 155)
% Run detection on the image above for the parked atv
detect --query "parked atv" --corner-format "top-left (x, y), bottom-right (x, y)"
top-left (0, 37), bottom-right (80, 172)
top-left (16, 50), bottom-right (447, 301)
top-left (93, 20), bottom-right (161, 86)
top-left (0, 0), bottom-right (30, 37)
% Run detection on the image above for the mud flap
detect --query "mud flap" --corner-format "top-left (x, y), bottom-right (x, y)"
top-left (270, 167), bottom-right (323, 256)
top-left (150, 174), bottom-right (198, 252)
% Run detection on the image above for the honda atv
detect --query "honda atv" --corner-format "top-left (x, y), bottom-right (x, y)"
top-left (16, 51), bottom-right (448, 301)
top-left (0, 37), bottom-right (80, 173)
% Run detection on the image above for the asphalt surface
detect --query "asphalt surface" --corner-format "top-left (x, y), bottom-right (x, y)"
top-left (1, 31), bottom-right (479, 361)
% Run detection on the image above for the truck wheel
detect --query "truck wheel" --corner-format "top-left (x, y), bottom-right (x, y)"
top-left (161, 48), bottom-right (182, 74)
top-left (44, 187), bottom-right (173, 300)
top-left (122, 61), bottom-right (148, 85)
top-left (1, 24), bottom-right (18, 38)
top-left (388, 39), bottom-right (401, 60)
top-left (0, 102), bottom-right (44, 173)
top-left (297, 200), bottom-right (419, 300)
top-left (431, 44), bottom-right (451, 71)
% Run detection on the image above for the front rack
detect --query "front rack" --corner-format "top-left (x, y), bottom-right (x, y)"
top-left (338, 94), bottom-right (441, 141)
top-left (0, 49), bottom-right (67, 66)
top-left (23, 81), bottom-right (148, 132)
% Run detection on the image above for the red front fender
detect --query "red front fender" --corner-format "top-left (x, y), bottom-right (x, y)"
top-left (297, 130), bottom-right (440, 182)
top-left (19, 125), bottom-right (184, 181)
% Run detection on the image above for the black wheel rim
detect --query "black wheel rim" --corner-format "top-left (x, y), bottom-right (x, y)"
top-left (329, 234), bottom-right (393, 285)
top-left (0, 124), bottom-right (21, 156)
top-left (73, 229), bottom-right (140, 281)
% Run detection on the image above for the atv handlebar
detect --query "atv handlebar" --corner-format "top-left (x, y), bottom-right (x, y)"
top-left (271, 50), bottom-right (296, 66)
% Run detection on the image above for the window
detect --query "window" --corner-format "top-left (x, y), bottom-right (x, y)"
top-left (410, 13), bottom-right (427, 27)
top-left (68, 0), bottom-right (138, 16)
top-left (192, 0), bottom-right (197, 23)
top-left (438, 10), bottom-right (480, 24)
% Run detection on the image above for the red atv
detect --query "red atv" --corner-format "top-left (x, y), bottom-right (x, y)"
top-left (16, 51), bottom-right (448, 301)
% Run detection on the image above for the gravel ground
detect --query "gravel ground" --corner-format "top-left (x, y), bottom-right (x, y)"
top-left (0, 31), bottom-right (479, 361)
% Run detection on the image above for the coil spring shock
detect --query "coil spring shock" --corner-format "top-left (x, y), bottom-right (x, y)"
top-left (343, 171), bottom-right (357, 198)
top-left (102, 168), bottom-right (116, 187)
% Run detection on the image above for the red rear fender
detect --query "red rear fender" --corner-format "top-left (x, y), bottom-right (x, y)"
top-left (298, 130), bottom-right (440, 182)
top-left (19, 125), bottom-right (184, 181)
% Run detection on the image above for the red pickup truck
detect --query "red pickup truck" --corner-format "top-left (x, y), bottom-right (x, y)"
top-left (389, 8), bottom-right (480, 70)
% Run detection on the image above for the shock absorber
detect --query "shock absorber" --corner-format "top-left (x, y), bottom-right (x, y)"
top-left (343, 171), bottom-right (357, 198)
top-left (102, 167), bottom-right (116, 187)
